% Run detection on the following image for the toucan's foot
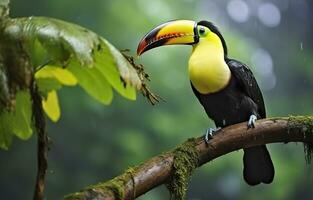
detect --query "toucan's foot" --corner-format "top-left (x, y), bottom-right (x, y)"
top-left (204, 127), bottom-right (221, 143)
top-left (247, 114), bottom-right (257, 129)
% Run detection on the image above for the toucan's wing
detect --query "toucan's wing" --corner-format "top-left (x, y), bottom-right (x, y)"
top-left (226, 58), bottom-right (266, 118)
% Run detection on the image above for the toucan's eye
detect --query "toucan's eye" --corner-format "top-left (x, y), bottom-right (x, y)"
top-left (198, 27), bottom-right (208, 36)
top-left (199, 28), bottom-right (205, 34)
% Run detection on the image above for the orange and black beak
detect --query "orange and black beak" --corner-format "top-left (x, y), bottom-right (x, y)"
top-left (137, 20), bottom-right (199, 56)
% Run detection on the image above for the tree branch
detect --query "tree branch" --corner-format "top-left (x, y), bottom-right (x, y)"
top-left (30, 80), bottom-right (48, 200)
top-left (64, 116), bottom-right (313, 200)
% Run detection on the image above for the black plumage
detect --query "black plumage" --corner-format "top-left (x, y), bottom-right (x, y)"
top-left (137, 19), bottom-right (275, 185)
top-left (192, 22), bottom-right (275, 185)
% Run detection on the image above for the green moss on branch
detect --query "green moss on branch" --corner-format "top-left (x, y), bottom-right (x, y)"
top-left (64, 168), bottom-right (135, 200)
top-left (288, 116), bottom-right (313, 163)
top-left (166, 138), bottom-right (199, 200)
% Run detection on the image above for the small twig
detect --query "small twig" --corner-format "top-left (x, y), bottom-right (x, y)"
top-left (30, 77), bottom-right (48, 200)
top-left (120, 49), bottom-right (164, 105)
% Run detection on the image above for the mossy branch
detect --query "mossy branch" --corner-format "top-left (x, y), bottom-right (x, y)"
top-left (64, 116), bottom-right (313, 200)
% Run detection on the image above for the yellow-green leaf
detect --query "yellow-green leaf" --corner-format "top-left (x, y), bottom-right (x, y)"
top-left (37, 77), bottom-right (62, 94)
top-left (68, 62), bottom-right (113, 105)
top-left (42, 90), bottom-right (60, 122)
top-left (94, 50), bottom-right (136, 100)
top-left (102, 39), bottom-right (141, 89)
top-left (35, 65), bottom-right (77, 86)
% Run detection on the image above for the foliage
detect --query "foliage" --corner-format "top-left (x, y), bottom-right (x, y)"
top-left (0, 90), bottom-right (32, 149)
top-left (0, 16), bottom-right (143, 149)
top-left (2, 0), bottom-right (313, 200)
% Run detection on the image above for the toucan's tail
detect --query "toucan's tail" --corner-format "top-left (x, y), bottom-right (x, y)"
top-left (243, 145), bottom-right (274, 185)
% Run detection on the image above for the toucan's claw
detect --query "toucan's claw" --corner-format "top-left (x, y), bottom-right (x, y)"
top-left (204, 127), bottom-right (221, 143)
top-left (247, 114), bottom-right (257, 129)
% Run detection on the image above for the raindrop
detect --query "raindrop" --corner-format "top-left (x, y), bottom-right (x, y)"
top-left (300, 42), bottom-right (303, 51)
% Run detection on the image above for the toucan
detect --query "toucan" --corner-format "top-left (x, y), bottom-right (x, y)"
top-left (137, 20), bottom-right (274, 185)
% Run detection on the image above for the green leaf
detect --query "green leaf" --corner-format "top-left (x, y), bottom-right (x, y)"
top-left (94, 47), bottom-right (136, 100)
top-left (11, 90), bottom-right (33, 140)
top-left (0, 111), bottom-right (13, 150)
top-left (68, 62), bottom-right (113, 105)
top-left (35, 66), bottom-right (76, 122)
top-left (27, 38), bottom-right (49, 69)
top-left (37, 78), bottom-right (62, 95)
top-left (42, 90), bottom-right (60, 122)
top-left (35, 65), bottom-right (77, 86)
top-left (0, 90), bottom-right (33, 149)
top-left (103, 39), bottom-right (141, 89)
top-left (3, 17), bottom-right (142, 104)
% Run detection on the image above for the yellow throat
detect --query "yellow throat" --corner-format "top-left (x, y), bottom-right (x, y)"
top-left (188, 33), bottom-right (231, 94)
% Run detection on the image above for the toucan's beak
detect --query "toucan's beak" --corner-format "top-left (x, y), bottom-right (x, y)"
top-left (137, 20), bottom-right (199, 56)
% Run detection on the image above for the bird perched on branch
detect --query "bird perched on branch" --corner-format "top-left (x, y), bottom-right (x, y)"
top-left (137, 20), bottom-right (274, 185)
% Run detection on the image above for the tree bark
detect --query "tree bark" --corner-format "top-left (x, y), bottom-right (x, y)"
top-left (64, 116), bottom-right (313, 200)
top-left (31, 80), bottom-right (48, 200)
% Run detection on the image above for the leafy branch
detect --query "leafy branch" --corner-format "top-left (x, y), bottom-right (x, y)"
top-left (64, 116), bottom-right (313, 200)
top-left (0, 2), bottom-right (163, 150)
top-left (0, 16), bottom-right (145, 148)
top-left (0, 1), bottom-right (158, 199)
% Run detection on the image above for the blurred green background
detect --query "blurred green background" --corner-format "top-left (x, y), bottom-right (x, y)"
top-left (1, 0), bottom-right (313, 199)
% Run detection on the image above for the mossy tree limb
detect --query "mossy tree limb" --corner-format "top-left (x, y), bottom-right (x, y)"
top-left (64, 116), bottom-right (313, 200)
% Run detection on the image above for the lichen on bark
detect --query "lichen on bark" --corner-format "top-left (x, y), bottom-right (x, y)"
top-left (166, 138), bottom-right (199, 200)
